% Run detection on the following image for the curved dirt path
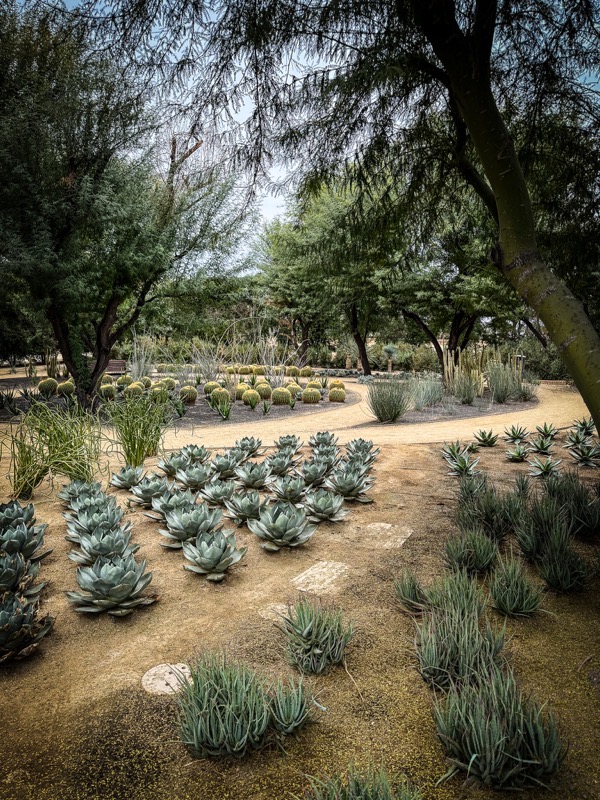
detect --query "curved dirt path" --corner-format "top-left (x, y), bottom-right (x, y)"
top-left (164, 381), bottom-right (588, 449)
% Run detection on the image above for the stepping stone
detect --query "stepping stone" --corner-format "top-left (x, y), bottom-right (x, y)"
top-left (359, 523), bottom-right (414, 549)
top-left (258, 602), bottom-right (288, 621)
top-left (291, 560), bottom-right (349, 593)
top-left (141, 663), bottom-right (191, 695)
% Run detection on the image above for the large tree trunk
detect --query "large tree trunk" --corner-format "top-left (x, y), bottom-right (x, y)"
top-left (348, 304), bottom-right (372, 375)
top-left (401, 308), bottom-right (444, 372)
top-left (414, 2), bottom-right (600, 430)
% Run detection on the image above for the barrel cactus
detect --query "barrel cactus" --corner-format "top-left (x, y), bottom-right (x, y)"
top-left (99, 384), bottom-right (116, 400)
top-left (242, 389), bottom-right (261, 409)
top-left (210, 387), bottom-right (231, 403)
top-left (235, 383), bottom-right (249, 400)
top-left (180, 386), bottom-right (198, 404)
top-left (57, 381), bottom-right (75, 397)
top-left (182, 530), bottom-right (247, 581)
top-left (238, 365), bottom-right (252, 375)
top-left (38, 377), bottom-right (58, 398)
top-left (272, 387), bottom-right (292, 405)
top-left (329, 379), bottom-right (345, 389)
top-left (0, 592), bottom-right (55, 663)
top-left (306, 381), bottom-right (322, 390)
top-left (286, 382), bottom-right (302, 396)
top-left (253, 366), bottom-right (266, 376)
top-left (256, 383), bottom-right (272, 400)
top-left (139, 376), bottom-right (152, 388)
top-left (286, 366), bottom-right (300, 378)
top-left (299, 367), bottom-right (313, 378)
top-left (302, 388), bottom-right (321, 404)
top-left (66, 554), bottom-right (156, 616)
top-left (328, 388), bottom-right (346, 403)
top-left (161, 377), bottom-right (176, 391)
top-left (247, 502), bottom-right (317, 551)
top-left (124, 382), bottom-right (144, 398)
top-left (202, 381), bottom-right (219, 395)
top-left (116, 375), bottom-right (133, 388)
top-left (226, 366), bottom-right (236, 375)
top-left (101, 374), bottom-right (114, 385)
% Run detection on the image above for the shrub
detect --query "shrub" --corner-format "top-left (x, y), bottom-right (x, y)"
top-left (37, 378), bottom-right (58, 398)
top-left (302, 388), bottom-right (321, 404)
top-left (272, 387), bottom-right (292, 405)
top-left (328, 388), bottom-right (346, 402)
top-left (486, 362), bottom-right (519, 403)
top-left (367, 379), bottom-right (412, 422)
top-left (180, 386), bottom-right (198, 404)
top-left (281, 596), bottom-right (354, 674)
top-left (410, 343), bottom-right (440, 372)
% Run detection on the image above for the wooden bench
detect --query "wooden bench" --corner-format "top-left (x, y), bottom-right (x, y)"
top-left (105, 359), bottom-right (127, 375)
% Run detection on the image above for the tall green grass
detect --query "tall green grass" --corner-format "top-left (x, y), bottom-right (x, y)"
top-left (104, 395), bottom-right (172, 467)
top-left (367, 379), bottom-right (413, 422)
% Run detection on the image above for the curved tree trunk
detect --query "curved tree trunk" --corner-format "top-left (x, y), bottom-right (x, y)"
top-left (348, 304), bottom-right (372, 375)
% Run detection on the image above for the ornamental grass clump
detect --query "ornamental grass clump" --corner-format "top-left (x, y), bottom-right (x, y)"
top-left (302, 765), bottom-right (421, 800)
top-left (488, 552), bottom-right (544, 616)
top-left (281, 596), bottom-right (354, 674)
top-left (367, 379), bottom-right (412, 422)
top-left (105, 395), bottom-right (171, 466)
top-left (443, 529), bottom-right (498, 575)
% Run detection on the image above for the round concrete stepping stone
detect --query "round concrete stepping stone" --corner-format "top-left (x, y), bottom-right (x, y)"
top-left (141, 663), bottom-right (191, 695)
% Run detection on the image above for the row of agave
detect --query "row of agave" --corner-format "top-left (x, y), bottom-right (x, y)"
top-left (0, 500), bottom-right (54, 663)
top-left (108, 434), bottom-right (378, 580)
top-left (442, 417), bottom-right (599, 478)
top-left (58, 481), bottom-right (157, 617)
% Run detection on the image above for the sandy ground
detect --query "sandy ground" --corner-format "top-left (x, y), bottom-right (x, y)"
top-left (0, 381), bottom-right (598, 800)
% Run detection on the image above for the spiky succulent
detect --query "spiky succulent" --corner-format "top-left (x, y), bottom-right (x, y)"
top-left (68, 527), bottom-right (139, 565)
top-left (248, 502), bottom-right (317, 551)
top-left (110, 466), bottom-right (146, 489)
top-left (66, 491), bottom-right (115, 516)
top-left (234, 461), bottom-right (271, 489)
top-left (269, 475), bottom-right (306, 504)
top-left (224, 491), bottom-right (266, 525)
top-left (66, 555), bottom-right (156, 616)
top-left (441, 441), bottom-right (468, 462)
top-left (175, 463), bottom-right (215, 490)
top-left (160, 506), bottom-right (224, 548)
top-left (324, 465), bottom-right (374, 502)
top-left (504, 425), bottom-right (529, 443)
top-left (181, 530), bottom-right (247, 581)
top-left (65, 507), bottom-right (131, 542)
top-left (211, 449), bottom-right (246, 479)
top-left (156, 453), bottom-right (191, 478)
top-left (564, 429), bottom-right (592, 449)
top-left (144, 488), bottom-right (197, 521)
top-left (128, 474), bottom-right (170, 507)
top-left (346, 438), bottom-right (380, 458)
top-left (474, 429), bottom-right (498, 447)
top-left (304, 489), bottom-right (349, 522)
top-left (506, 444), bottom-right (529, 463)
top-left (529, 456), bottom-right (561, 479)
top-left (569, 443), bottom-right (600, 467)
top-left (530, 434), bottom-right (553, 455)
top-left (0, 521), bottom-right (52, 562)
top-left (309, 432), bottom-right (338, 448)
top-left (573, 417), bottom-right (596, 437)
top-left (311, 444), bottom-right (340, 464)
top-left (535, 422), bottom-right (559, 439)
top-left (0, 500), bottom-right (35, 531)
top-left (181, 444), bottom-right (212, 464)
top-left (340, 454), bottom-right (374, 475)
top-left (200, 480), bottom-right (237, 506)
top-left (0, 553), bottom-right (43, 597)
top-left (57, 481), bottom-right (102, 506)
top-left (235, 436), bottom-right (263, 457)
top-left (0, 592), bottom-right (55, 663)
top-left (446, 454), bottom-right (480, 477)
top-left (275, 434), bottom-right (303, 453)
top-left (299, 458), bottom-right (329, 488)
top-left (266, 451), bottom-right (298, 476)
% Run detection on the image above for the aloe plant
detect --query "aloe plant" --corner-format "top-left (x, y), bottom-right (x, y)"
top-left (309, 431), bottom-right (338, 449)
top-left (474, 429), bottom-right (498, 447)
top-left (441, 441), bottom-right (468, 462)
top-left (270, 678), bottom-right (311, 735)
top-left (280, 596), bottom-right (353, 674)
top-left (160, 506), bottom-right (224, 548)
top-left (156, 452), bottom-right (191, 477)
top-left (182, 530), bottom-right (247, 581)
top-left (269, 475), bottom-right (306, 503)
top-left (224, 491), bottom-right (266, 525)
top-left (506, 443), bottom-right (529, 462)
top-left (489, 552), bottom-right (544, 616)
top-left (66, 554), bottom-right (156, 616)
top-left (235, 436), bottom-right (262, 457)
top-left (299, 458), bottom-right (329, 487)
top-left (503, 425), bottom-right (529, 443)
top-left (274, 434), bottom-right (303, 453)
top-left (175, 463), bottom-right (215, 490)
top-left (324, 464), bottom-right (374, 502)
top-left (529, 456), bottom-right (561, 479)
top-left (248, 501), bottom-right (317, 551)
top-left (109, 465), bottom-right (146, 489)
top-left (129, 474), bottom-right (170, 507)
top-left (200, 480), bottom-right (237, 506)
top-left (181, 444), bottom-right (212, 464)
top-left (144, 488), bottom-right (197, 521)
top-left (57, 481), bottom-right (102, 506)
top-left (0, 592), bottom-right (55, 663)
top-left (304, 489), bottom-right (349, 522)
top-left (0, 553), bottom-right (44, 597)
top-left (446, 453), bottom-right (480, 477)
top-left (211, 449), bottom-right (246, 478)
top-left (0, 521), bottom-right (52, 563)
top-left (234, 460), bottom-right (271, 490)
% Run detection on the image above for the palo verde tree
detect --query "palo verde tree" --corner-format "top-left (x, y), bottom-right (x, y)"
top-left (97, 0), bottom-right (600, 427)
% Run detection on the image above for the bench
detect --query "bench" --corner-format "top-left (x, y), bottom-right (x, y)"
top-left (105, 359), bottom-right (127, 375)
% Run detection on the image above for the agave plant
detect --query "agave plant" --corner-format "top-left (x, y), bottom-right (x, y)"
top-left (66, 491), bottom-right (116, 516)
top-left (248, 502), bottom-right (317, 551)
top-left (234, 461), bottom-right (271, 490)
top-left (109, 465), bottom-right (145, 489)
top-left (0, 521), bottom-right (52, 562)
top-left (503, 425), bottom-right (529, 444)
top-left (535, 422), bottom-right (559, 439)
top-left (0, 591), bottom-right (55, 663)
top-left (68, 527), bottom-right (140, 565)
top-left (57, 481), bottom-right (102, 506)
top-left (569, 443), bottom-right (600, 467)
top-left (339, 454), bottom-right (373, 476)
top-left (266, 451), bottom-right (298, 476)
top-left (175, 463), bottom-right (215, 490)
top-left (144, 488), bottom-right (197, 521)
top-left (573, 417), bottom-right (596, 437)
top-left (529, 456), bottom-right (561, 479)
top-left (129, 474), bottom-right (170, 507)
top-left (200, 480), bottom-right (237, 506)
top-left (0, 553), bottom-right (43, 597)
top-left (563, 429), bottom-right (591, 449)
top-left (311, 444), bottom-right (340, 463)
top-left (156, 453), bottom-right (191, 478)
top-left (299, 458), bottom-right (329, 488)
top-left (530, 434), bottom-right (553, 455)
top-left (324, 465), bottom-right (374, 502)
top-left (66, 554), bottom-right (156, 616)
top-left (506, 444), bottom-right (529, 463)
top-left (181, 444), bottom-right (212, 464)
top-left (474, 429), bottom-right (498, 447)
top-left (304, 489), bottom-right (349, 522)
top-left (211, 449), bottom-right (246, 479)
top-left (160, 506), bottom-right (224, 548)
top-left (346, 438), bottom-right (380, 459)
top-left (270, 475), bottom-right (306, 504)
top-left (182, 530), bottom-right (247, 581)
top-left (0, 500), bottom-right (36, 531)
top-left (274, 434), bottom-right (303, 453)
top-left (447, 453), bottom-right (480, 478)
top-left (224, 491), bottom-right (266, 525)
top-left (235, 436), bottom-right (263, 457)
top-left (441, 441), bottom-right (468, 462)
top-left (65, 507), bottom-right (130, 541)
top-left (309, 431), bottom-right (338, 449)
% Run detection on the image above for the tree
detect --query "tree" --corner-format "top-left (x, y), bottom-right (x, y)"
top-left (99, 0), bottom-right (600, 428)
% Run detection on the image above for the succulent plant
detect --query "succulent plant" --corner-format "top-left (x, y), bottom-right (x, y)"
top-left (211, 449), bottom-right (247, 478)
top-left (200, 480), bottom-right (237, 506)
top-left (65, 508), bottom-right (132, 542)
top-left (564, 429), bottom-right (592, 449)
top-left (328, 388), bottom-right (346, 402)
top-left (129, 474), bottom-right (170, 507)
top-left (269, 475), bottom-right (306, 503)
top-left (66, 554), bottom-right (157, 616)
top-left (144, 488), bottom-right (197, 521)
top-left (569, 443), bottom-right (600, 467)
top-left (346, 438), bottom-right (380, 459)
top-left (504, 425), bottom-right (529, 443)
top-left (529, 456), bottom-right (561, 479)
top-left (506, 444), bottom-right (529, 462)
top-left (530, 434), bottom-right (553, 455)
top-left (446, 453), bottom-right (480, 478)
top-left (309, 432), bottom-right (338, 448)
top-left (329, 379), bottom-right (345, 389)
top-left (248, 502), bottom-right (317, 551)
top-left (57, 380), bottom-right (75, 397)
top-left (286, 366), bottom-right (300, 377)
top-left (0, 521), bottom-right (52, 562)
top-left (68, 527), bottom-right (140, 565)
top-left (302, 388), bottom-right (321, 404)
top-left (37, 377), bottom-right (58, 398)
top-left (182, 530), bottom-right (247, 581)
top-left (175, 464), bottom-right (215, 490)
top-left (99, 383), bottom-right (117, 400)
top-left (299, 366), bottom-right (313, 378)
top-left (441, 441), bottom-right (469, 462)
top-left (324, 464), bottom-right (374, 502)
top-left (156, 453), bottom-right (192, 478)
top-left (0, 500), bottom-right (36, 531)
top-left (234, 461), bottom-right (271, 489)
top-left (203, 381), bottom-right (220, 395)
top-left (110, 465), bottom-right (146, 489)
top-left (304, 489), bottom-right (349, 522)
top-left (242, 388), bottom-right (261, 408)
top-left (255, 383), bottom-right (272, 400)
top-left (0, 553), bottom-right (43, 597)
top-left (474, 429), bottom-right (498, 447)
top-left (235, 436), bottom-right (263, 457)
top-left (573, 417), bottom-right (596, 437)
top-left (0, 591), bottom-right (55, 663)
top-left (65, 491), bottom-right (117, 516)
top-left (116, 375), bottom-right (133, 388)
top-left (124, 382), bottom-right (144, 398)
top-left (266, 451), bottom-right (298, 476)
top-left (342, 452), bottom-right (376, 473)
top-left (280, 596), bottom-right (353, 674)
top-left (536, 422), bottom-right (559, 439)
top-left (160, 506), bottom-right (224, 548)
top-left (272, 387), bottom-right (292, 405)
top-left (299, 458), bottom-right (329, 488)
top-left (181, 444), bottom-right (212, 464)
top-left (224, 491), bottom-right (266, 525)
top-left (180, 385), bottom-right (198, 404)
top-left (275, 434), bottom-right (303, 453)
